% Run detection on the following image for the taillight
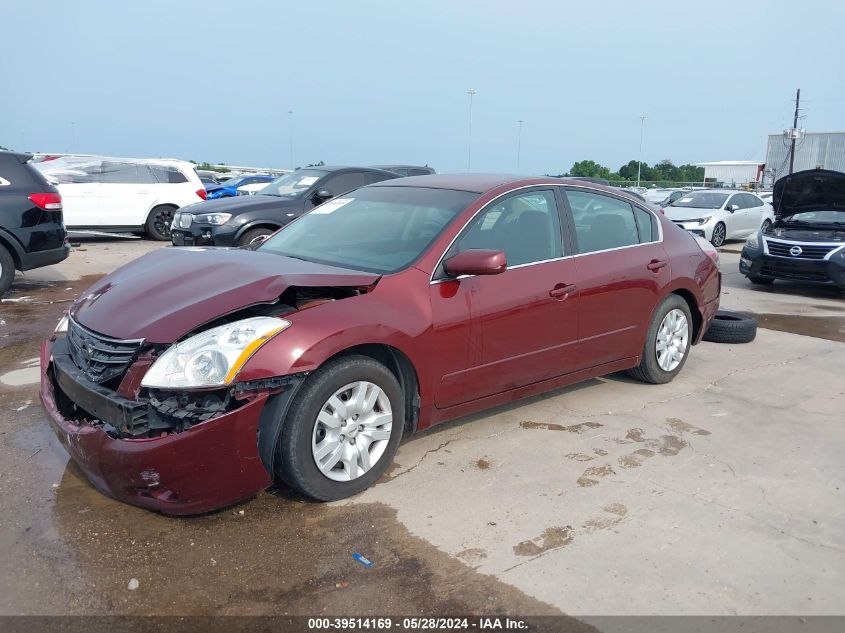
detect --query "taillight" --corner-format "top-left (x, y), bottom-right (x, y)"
top-left (29, 192), bottom-right (63, 211)
top-left (196, 189), bottom-right (207, 200)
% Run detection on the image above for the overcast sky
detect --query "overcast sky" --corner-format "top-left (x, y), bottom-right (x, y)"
top-left (1, 0), bottom-right (842, 174)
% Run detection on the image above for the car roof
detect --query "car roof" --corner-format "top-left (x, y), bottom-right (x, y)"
top-left (370, 173), bottom-right (638, 195)
top-left (0, 150), bottom-right (33, 164)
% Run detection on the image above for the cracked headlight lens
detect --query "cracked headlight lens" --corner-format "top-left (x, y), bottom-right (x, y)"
top-left (141, 317), bottom-right (290, 389)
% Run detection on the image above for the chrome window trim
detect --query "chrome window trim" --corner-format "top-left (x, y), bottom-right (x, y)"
top-left (429, 183), bottom-right (663, 285)
top-left (763, 237), bottom-right (845, 261)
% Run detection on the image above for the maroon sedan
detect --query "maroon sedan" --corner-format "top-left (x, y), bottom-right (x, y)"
top-left (41, 175), bottom-right (720, 514)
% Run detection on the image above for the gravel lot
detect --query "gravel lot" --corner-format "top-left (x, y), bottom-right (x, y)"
top-left (1, 238), bottom-right (842, 618)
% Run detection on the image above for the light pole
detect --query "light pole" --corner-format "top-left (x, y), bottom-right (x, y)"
top-left (516, 119), bottom-right (524, 170)
top-left (466, 89), bottom-right (476, 171)
top-left (287, 110), bottom-right (294, 168)
top-left (636, 115), bottom-right (646, 187)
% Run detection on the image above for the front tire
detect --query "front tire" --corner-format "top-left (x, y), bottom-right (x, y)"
top-left (275, 355), bottom-right (404, 501)
top-left (628, 294), bottom-right (693, 384)
top-left (145, 205), bottom-right (176, 241)
top-left (710, 222), bottom-right (726, 247)
top-left (238, 227), bottom-right (274, 248)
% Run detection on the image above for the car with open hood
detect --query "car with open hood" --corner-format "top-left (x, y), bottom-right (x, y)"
top-left (739, 169), bottom-right (845, 287)
top-left (170, 166), bottom-right (399, 247)
top-left (41, 174), bottom-right (720, 515)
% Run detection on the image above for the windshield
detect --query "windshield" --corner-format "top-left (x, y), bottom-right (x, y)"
top-left (259, 186), bottom-right (479, 274)
top-left (256, 169), bottom-right (327, 197)
top-left (670, 192), bottom-right (729, 209)
top-left (782, 210), bottom-right (845, 224)
top-left (643, 190), bottom-right (672, 203)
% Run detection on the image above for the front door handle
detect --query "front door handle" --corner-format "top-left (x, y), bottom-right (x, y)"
top-left (549, 283), bottom-right (577, 299)
top-left (647, 259), bottom-right (668, 272)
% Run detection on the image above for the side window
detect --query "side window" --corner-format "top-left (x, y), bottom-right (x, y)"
top-left (321, 172), bottom-right (366, 196)
top-left (566, 190), bottom-right (640, 253)
top-left (743, 193), bottom-right (762, 208)
top-left (447, 189), bottom-right (562, 268)
top-left (633, 206), bottom-right (657, 242)
top-left (100, 162), bottom-right (155, 184)
top-left (726, 194), bottom-right (742, 210)
top-left (363, 172), bottom-right (393, 185)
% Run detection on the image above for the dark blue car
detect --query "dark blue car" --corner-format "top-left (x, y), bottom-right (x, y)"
top-left (205, 174), bottom-right (274, 199)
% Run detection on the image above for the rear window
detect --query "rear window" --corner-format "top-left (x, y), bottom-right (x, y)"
top-left (150, 165), bottom-right (189, 183)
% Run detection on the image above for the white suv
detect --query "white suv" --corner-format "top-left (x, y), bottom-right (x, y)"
top-left (33, 156), bottom-right (206, 240)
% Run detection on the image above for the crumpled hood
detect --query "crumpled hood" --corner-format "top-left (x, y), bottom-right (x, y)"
top-left (773, 169), bottom-right (845, 217)
top-left (69, 248), bottom-right (380, 343)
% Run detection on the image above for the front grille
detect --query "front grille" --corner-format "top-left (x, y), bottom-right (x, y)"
top-left (761, 262), bottom-right (830, 282)
top-left (765, 239), bottom-right (837, 260)
top-left (67, 318), bottom-right (145, 384)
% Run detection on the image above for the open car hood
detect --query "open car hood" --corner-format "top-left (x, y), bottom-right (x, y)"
top-left (773, 169), bottom-right (845, 218)
top-left (69, 248), bottom-right (380, 343)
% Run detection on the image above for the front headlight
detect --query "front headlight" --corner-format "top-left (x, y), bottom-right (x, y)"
top-left (746, 232), bottom-right (759, 249)
top-left (193, 212), bottom-right (232, 225)
top-left (55, 314), bottom-right (69, 334)
top-left (141, 317), bottom-right (290, 389)
top-left (699, 216), bottom-right (712, 224)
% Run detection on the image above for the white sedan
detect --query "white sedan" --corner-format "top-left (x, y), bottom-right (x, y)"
top-left (663, 190), bottom-right (774, 247)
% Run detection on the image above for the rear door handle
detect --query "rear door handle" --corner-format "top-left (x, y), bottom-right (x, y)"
top-left (549, 283), bottom-right (577, 299)
top-left (647, 259), bottom-right (668, 272)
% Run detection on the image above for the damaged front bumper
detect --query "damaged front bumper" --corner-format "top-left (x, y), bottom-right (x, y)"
top-left (40, 337), bottom-right (302, 516)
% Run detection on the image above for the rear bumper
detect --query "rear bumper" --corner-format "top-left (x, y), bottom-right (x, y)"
top-left (740, 249), bottom-right (845, 287)
top-left (697, 293), bottom-right (720, 344)
top-left (40, 338), bottom-right (274, 515)
top-left (19, 243), bottom-right (70, 271)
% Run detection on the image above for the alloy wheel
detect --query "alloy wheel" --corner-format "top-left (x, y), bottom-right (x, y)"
top-left (655, 308), bottom-right (689, 372)
top-left (711, 223), bottom-right (726, 247)
top-left (311, 381), bottom-right (393, 482)
top-left (153, 208), bottom-right (174, 239)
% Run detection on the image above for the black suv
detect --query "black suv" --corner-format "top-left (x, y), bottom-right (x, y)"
top-left (171, 166), bottom-right (399, 247)
top-left (0, 151), bottom-right (70, 294)
top-left (740, 169), bottom-right (845, 288)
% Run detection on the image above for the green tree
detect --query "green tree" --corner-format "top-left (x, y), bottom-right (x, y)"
top-left (568, 160), bottom-right (612, 179)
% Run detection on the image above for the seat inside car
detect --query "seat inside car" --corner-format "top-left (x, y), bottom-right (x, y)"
top-left (584, 213), bottom-right (633, 252)
top-left (504, 210), bottom-right (552, 265)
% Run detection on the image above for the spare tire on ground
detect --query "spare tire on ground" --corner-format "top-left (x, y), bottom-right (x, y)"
top-left (703, 310), bottom-right (757, 344)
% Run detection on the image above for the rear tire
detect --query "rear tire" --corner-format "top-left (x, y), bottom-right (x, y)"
top-left (275, 355), bottom-right (404, 501)
top-left (238, 227), bottom-right (274, 248)
top-left (0, 244), bottom-right (14, 296)
top-left (628, 294), bottom-right (693, 384)
top-left (702, 310), bottom-right (757, 344)
top-left (145, 205), bottom-right (176, 241)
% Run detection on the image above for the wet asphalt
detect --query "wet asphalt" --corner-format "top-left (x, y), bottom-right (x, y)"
top-left (1, 240), bottom-right (843, 618)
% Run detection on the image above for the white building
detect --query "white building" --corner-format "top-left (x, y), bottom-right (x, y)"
top-left (695, 160), bottom-right (764, 187)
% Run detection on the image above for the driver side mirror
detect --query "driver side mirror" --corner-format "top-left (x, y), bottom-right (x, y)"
top-left (312, 188), bottom-right (333, 203)
top-left (444, 249), bottom-right (507, 277)
top-left (727, 204), bottom-right (740, 212)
